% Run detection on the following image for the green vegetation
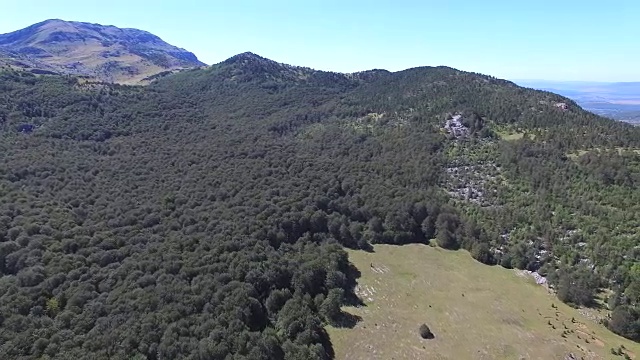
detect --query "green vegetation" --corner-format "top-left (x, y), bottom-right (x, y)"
top-left (0, 52), bottom-right (639, 359)
top-left (498, 131), bottom-right (525, 140)
top-left (494, 125), bottom-right (527, 141)
top-left (328, 245), bottom-right (640, 359)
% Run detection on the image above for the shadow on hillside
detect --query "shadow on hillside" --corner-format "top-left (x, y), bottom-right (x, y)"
top-left (319, 327), bottom-right (336, 359)
top-left (332, 312), bottom-right (362, 329)
top-left (360, 241), bottom-right (375, 252)
top-left (588, 289), bottom-right (608, 310)
top-left (344, 262), bottom-right (366, 307)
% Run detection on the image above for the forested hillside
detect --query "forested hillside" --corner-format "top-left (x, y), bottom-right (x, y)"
top-left (1, 52), bottom-right (639, 359)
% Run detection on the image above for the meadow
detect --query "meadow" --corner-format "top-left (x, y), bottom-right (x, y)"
top-left (328, 244), bottom-right (640, 360)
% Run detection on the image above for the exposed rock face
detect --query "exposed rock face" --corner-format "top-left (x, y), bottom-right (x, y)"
top-left (444, 114), bottom-right (469, 138)
top-left (0, 19), bottom-right (205, 83)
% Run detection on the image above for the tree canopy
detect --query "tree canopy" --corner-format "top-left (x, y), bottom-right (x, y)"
top-left (1, 56), bottom-right (640, 359)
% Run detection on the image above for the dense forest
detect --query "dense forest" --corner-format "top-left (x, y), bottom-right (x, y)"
top-left (1, 52), bottom-right (639, 359)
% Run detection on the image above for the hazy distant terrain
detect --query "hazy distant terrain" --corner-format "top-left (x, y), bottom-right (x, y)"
top-left (516, 80), bottom-right (640, 124)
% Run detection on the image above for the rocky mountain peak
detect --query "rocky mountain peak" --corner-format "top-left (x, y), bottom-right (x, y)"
top-left (0, 19), bottom-right (205, 84)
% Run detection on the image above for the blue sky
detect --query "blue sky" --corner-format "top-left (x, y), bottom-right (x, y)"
top-left (1, 0), bottom-right (638, 81)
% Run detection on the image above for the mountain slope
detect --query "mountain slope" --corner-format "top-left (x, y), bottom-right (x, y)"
top-left (515, 80), bottom-right (640, 123)
top-left (0, 19), bottom-right (205, 83)
top-left (0, 55), bottom-right (639, 359)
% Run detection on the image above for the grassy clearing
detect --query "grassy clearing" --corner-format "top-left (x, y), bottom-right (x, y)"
top-left (328, 244), bottom-right (639, 359)
top-left (567, 148), bottom-right (640, 160)
top-left (493, 125), bottom-right (528, 141)
top-left (497, 131), bottom-right (525, 141)
top-left (567, 150), bottom-right (590, 160)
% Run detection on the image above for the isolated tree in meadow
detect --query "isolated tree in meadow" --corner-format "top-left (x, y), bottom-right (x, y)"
top-left (419, 323), bottom-right (434, 339)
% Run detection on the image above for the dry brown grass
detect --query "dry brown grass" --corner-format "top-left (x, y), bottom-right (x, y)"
top-left (327, 244), bottom-right (639, 360)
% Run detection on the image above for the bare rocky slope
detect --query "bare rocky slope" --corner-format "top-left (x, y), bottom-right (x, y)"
top-left (0, 19), bottom-right (205, 84)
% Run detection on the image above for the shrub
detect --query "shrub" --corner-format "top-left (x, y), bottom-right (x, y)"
top-left (419, 324), bottom-right (434, 339)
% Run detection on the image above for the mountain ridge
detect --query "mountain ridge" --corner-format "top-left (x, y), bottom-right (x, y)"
top-left (0, 19), bottom-right (205, 84)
